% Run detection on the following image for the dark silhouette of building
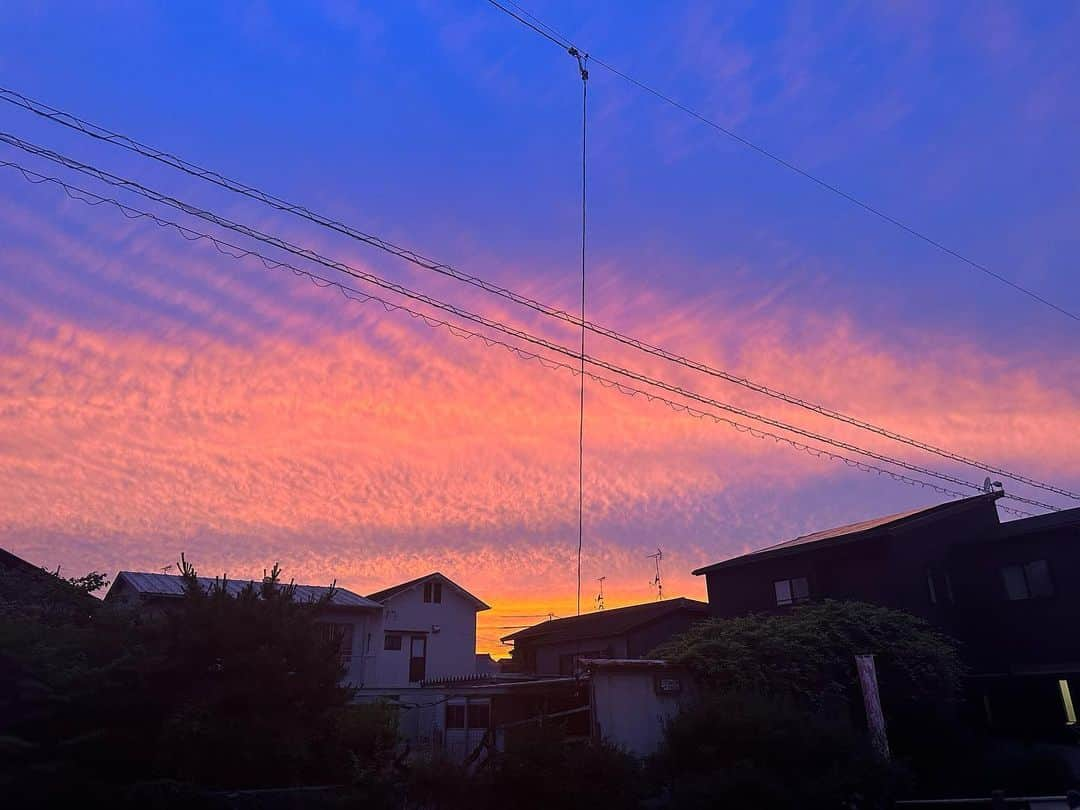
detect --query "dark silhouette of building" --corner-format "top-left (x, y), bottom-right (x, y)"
top-left (502, 597), bottom-right (709, 676)
top-left (0, 546), bottom-right (99, 622)
top-left (693, 492), bottom-right (1080, 734)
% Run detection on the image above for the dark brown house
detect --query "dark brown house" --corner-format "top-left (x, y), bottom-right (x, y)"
top-left (502, 597), bottom-right (709, 676)
top-left (693, 492), bottom-right (1080, 734)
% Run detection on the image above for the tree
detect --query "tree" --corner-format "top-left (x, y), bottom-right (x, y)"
top-left (652, 600), bottom-right (964, 731)
top-left (146, 556), bottom-right (360, 787)
top-left (1, 556), bottom-right (398, 802)
top-left (649, 600), bottom-right (966, 805)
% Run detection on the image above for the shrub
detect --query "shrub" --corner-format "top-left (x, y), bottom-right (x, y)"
top-left (650, 692), bottom-right (905, 809)
top-left (652, 599), bottom-right (965, 752)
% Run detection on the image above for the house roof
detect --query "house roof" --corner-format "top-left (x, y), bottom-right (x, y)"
top-left (997, 505), bottom-right (1080, 539)
top-left (367, 571), bottom-right (490, 611)
top-left (500, 597), bottom-right (709, 645)
top-left (0, 546), bottom-right (100, 615)
top-left (693, 492), bottom-right (1003, 575)
top-left (107, 571), bottom-right (383, 610)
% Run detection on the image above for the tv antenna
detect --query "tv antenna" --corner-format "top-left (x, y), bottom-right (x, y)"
top-left (595, 576), bottom-right (606, 610)
top-left (160, 563), bottom-right (174, 575)
top-left (647, 548), bottom-right (663, 600)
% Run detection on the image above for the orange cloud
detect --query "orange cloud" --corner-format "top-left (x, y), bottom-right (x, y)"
top-left (1, 186), bottom-right (1078, 655)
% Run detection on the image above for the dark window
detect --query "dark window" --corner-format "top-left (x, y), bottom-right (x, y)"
top-left (559, 650), bottom-right (608, 677)
top-left (433, 582), bottom-right (443, 603)
top-left (467, 702), bottom-right (490, 729)
top-left (774, 577), bottom-right (809, 607)
top-left (384, 633), bottom-right (402, 651)
top-left (1001, 560), bottom-right (1054, 601)
top-left (319, 622), bottom-right (354, 665)
top-left (423, 581), bottom-right (432, 602)
top-left (424, 580), bottom-right (442, 604)
top-left (446, 704), bottom-right (465, 729)
top-left (944, 572), bottom-right (955, 604)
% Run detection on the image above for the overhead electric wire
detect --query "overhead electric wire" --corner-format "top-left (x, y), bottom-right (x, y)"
top-left (0, 87), bottom-right (1072, 502)
top-left (482, 2), bottom-right (1080, 326)
top-left (0, 157), bottom-right (1036, 519)
top-left (0, 141), bottom-right (1055, 516)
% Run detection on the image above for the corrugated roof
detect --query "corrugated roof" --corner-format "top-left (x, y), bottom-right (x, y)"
top-left (367, 571), bottom-right (490, 611)
top-left (110, 571), bottom-right (382, 610)
top-left (693, 493), bottom-right (1002, 575)
top-left (500, 597), bottom-right (708, 645)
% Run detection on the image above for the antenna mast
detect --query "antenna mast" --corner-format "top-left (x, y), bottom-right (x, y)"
top-left (595, 576), bottom-right (606, 610)
top-left (647, 548), bottom-right (663, 600)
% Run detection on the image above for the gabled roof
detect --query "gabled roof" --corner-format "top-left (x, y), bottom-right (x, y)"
top-left (107, 571), bottom-right (382, 610)
top-left (0, 546), bottom-right (100, 615)
top-left (367, 571), bottom-right (490, 611)
top-left (693, 493), bottom-right (1003, 575)
top-left (500, 597), bottom-right (708, 645)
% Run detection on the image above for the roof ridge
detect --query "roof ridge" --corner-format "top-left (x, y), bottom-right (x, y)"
top-left (693, 493), bottom-right (1002, 576)
top-left (500, 597), bottom-right (709, 644)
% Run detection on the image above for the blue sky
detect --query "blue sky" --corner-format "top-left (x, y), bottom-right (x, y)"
top-left (1, 1), bottom-right (1078, 650)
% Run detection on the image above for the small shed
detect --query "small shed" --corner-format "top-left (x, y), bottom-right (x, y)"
top-left (583, 658), bottom-right (697, 757)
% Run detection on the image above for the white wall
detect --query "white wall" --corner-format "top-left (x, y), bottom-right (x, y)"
top-left (320, 607), bottom-right (383, 687)
top-left (590, 668), bottom-right (696, 757)
top-left (375, 581), bottom-right (479, 687)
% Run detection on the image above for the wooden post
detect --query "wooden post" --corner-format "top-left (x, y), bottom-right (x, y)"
top-left (855, 654), bottom-right (890, 760)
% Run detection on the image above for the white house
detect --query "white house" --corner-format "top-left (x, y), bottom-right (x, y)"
top-left (105, 569), bottom-right (491, 692)
top-left (367, 571), bottom-right (491, 687)
top-left (105, 571), bottom-right (386, 686)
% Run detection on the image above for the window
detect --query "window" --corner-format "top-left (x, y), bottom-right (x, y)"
top-left (1059, 680), bottom-right (1077, 726)
top-left (434, 581), bottom-right (442, 603)
top-left (384, 633), bottom-right (402, 651)
top-left (559, 650), bottom-right (607, 677)
top-left (467, 702), bottom-right (490, 729)
top-left (446, 701), bottom-right (489, 730)
top-left (409, 635), bottom-right (427, 682)
top-left (446, 704), bottom-right (465, 729)
top-left (774, 577), bottom-right (810, 607)
top-left (424, 580), bottom-right (443, 603)
top-left (1001, 560), bottom-right (1054, 601)
top-left (943, 572), bottom-right (955, 604)
top-left (319, 622), bottom-right (354, 665)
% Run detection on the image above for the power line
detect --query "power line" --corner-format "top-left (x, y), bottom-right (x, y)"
top-left (0, 133), bottom-right (1061, 515)
top-left (1, 88), bottom-right (1071, 502)
top-left (482, 2), bottom-right (1080, 326)
top-left (0, 157), bottom-right (1038, 518)
top-left (0, 146), bottom-right (1052, 516)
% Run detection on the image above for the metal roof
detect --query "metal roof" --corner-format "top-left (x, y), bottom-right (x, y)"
top-left (109, 571), bottom-right (383, 610)
top-left (693, 493), bottom-right (1003, 575)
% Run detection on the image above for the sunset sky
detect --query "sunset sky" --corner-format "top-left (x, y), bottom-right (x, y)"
top-left (1, 1), bottom-right (1078, 653)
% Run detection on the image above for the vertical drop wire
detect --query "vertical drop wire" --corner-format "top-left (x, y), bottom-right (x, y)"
top-left (574, 49), bottom-right (588, 616)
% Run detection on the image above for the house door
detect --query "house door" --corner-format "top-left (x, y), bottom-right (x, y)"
top-left (409, 635), bottom-right (427, 683)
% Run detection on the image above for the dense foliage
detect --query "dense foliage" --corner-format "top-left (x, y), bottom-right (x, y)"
top-left (0, 558), bottom-right (397, 805)
top-left (651, 691), bottom-right (902, 808)
top-left (651, 599), bottom-right (965, 743)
